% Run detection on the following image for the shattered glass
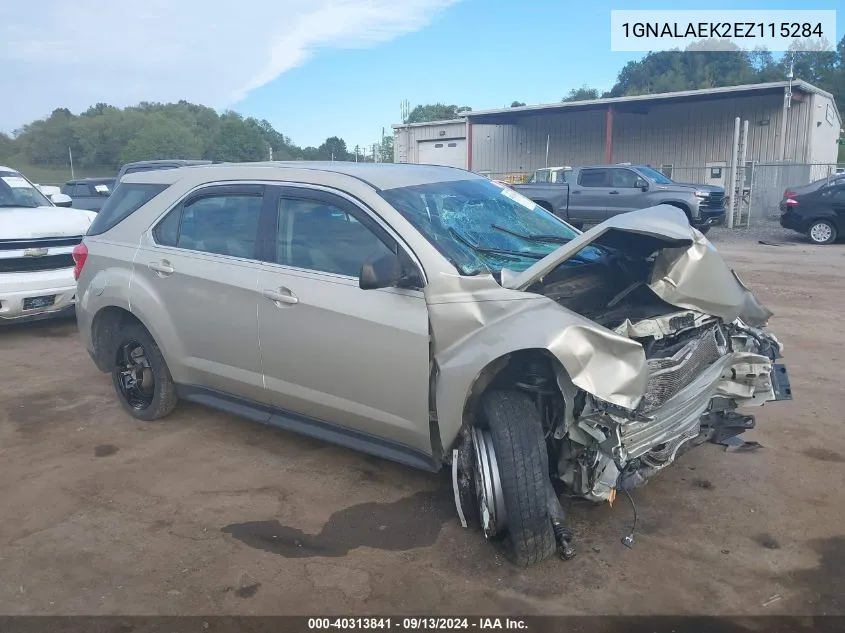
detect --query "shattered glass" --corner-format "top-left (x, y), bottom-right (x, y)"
top-left (380, 178), bottom-right (603, 275)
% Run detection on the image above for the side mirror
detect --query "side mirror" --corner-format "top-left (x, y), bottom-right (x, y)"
top-left (636, 178), bottom-right (649, 191)
top-left (360, 251), bottom-right (403, 290)
top-left (50, 193), bottom-right (73, 207)
top-left (360, 251), bottom-right (423, 290)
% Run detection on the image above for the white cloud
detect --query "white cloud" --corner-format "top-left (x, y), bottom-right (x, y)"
top-left (0, 0), bottom-right (459, 131)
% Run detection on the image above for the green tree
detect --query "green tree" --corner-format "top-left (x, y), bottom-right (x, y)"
top-left (15, 108), bottom-right (80, 165)
top-left (510, 101), bottom-right (526, 107)
top-left (120, 115), bottom-right (204, 164)
top-left (204, 113), bottom-right (269, 162)
top-left (378, 135), bottom-right (394, 163)
top-left (405, 103), bottom-right (471, 123)
top-left (0, 132), bottom-right (16, 160)
top-left (563, 85), bottom-right (600, 102)
top-left (319, 136), bottom-right (349, 161)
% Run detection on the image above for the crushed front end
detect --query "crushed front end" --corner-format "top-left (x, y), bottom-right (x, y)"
top-left (550, 310), bottom-right (791, 504)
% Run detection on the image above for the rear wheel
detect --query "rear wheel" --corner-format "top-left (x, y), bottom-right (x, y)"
top-left (110, 323), bottom-right (178, 421)
top-left (475, 390), bottom-right (556, 567)
top-left (807, 219), bottom-right (837, 245)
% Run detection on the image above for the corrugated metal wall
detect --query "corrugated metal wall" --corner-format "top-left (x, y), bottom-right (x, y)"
top-left (393, 121), bottom-right (466, 165)
top-left (468, 92), bottom-right (815, 176)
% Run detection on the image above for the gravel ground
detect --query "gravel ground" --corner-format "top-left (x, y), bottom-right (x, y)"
top-left (707, 216), bottom-right (804, 246)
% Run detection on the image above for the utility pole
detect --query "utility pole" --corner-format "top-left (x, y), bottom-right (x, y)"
top-left (68, 146), bottom-right (75, 179)
top-left (778, 52), bottom-right (795, 161)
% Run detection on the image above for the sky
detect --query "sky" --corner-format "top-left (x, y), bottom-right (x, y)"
top-left (1, 0), bottom-right (843, 150)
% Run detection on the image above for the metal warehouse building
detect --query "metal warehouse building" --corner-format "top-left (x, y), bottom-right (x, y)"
top-left (393, 81), bottom-right (842, 197)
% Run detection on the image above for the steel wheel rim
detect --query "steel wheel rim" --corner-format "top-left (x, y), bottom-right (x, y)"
top-left (472, 427), bottom-right (508, 538)
top-left (810, 223), bottom-right (832, 243)
top-left (116, 339), bottom-right (155, 410)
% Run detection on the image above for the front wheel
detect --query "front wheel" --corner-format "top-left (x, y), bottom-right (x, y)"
top-left (807, 219), bottom-right (837, 245)
top-left (475, 390), bottom-right (556, 567)
top-left (110, 322), bottom-right (178, 421)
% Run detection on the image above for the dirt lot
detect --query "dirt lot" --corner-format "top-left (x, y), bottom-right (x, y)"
top-left (1, 231), bottom-right (844, 616)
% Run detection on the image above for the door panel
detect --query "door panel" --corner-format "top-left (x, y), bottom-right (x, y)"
top-left (605, 168), bottom-right (645, 217)
top-left (256, 188), bottom-right (432, 454)
top-left (572, 168), bottom-right (612, 222)
top-left (132, 185), bottom-right (270, 401)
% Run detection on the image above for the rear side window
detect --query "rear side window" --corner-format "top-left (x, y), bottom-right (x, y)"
top-left (87, 183), bottom-right (169, 236)
top-left (578, 169), bottom-right (610, 187)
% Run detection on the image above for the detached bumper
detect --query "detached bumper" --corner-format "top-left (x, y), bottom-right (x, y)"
top-left (0, 268), bottom-right (77, 322)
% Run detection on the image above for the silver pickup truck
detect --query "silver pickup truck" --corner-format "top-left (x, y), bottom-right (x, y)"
top-left (512, 164), bottom-right (726, 232)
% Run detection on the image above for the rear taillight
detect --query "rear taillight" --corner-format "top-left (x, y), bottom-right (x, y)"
top-left (72, 242), bottom-right (88, 280)
top-left (785, 198), bottom-right (799, 207)
top-left (784, 190), bottom-right (797, 198)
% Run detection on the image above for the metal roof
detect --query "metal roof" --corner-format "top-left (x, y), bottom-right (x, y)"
top-left (450, 80), bottom-right (839, 125)
top-left (121, 161), bottom-right (484, 191)
top-left (392, 118), bottom-right (467, 130)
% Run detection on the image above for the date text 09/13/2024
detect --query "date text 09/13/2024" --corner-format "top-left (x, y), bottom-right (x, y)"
top-left (307, 618), bottom-right (528, 630)
top-left (621, 22), bottom-right (824, 39)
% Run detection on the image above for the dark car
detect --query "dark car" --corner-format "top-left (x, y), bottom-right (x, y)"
top-left (61, 178), bottom-right (116, 211)
top-left (780, 180), bottom-right (845, 245)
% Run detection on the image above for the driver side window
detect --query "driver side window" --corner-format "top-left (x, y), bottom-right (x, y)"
top-left (276, 195), bottom-right (395, 277)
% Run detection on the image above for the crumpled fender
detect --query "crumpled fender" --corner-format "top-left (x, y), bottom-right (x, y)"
top-left (427, 283), bottom-right (649, 450)
top-left (649, 225), bottom-right (773, 326)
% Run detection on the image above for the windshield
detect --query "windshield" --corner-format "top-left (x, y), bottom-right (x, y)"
top-left (637, 166), bottom-right (673, 185)
top-left (0, 171), bottom-right (52, 208)
top-left (379, 178), bottom-right (604, 275)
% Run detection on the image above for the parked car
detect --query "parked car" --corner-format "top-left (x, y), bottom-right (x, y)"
top-left (116, 159), bottom-right (212, 184)
top-left (780, 173), bottom-right (845, 202)
top-left (35, 184), bottom-right (62, 197)
top-left (75, 162), bottom-right (789, 566)
top-left (0, 166), bottom-right (95, 322)
top-left (512, 164), bottom-right (725, 232)
top-left (780, 179), bottom-right (845, 244)
top-left (62, 177), bottom-right (115, 211)
top-left (525, 166), bottom-right (572, 184)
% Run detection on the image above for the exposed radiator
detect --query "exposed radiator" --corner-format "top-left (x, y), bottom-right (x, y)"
top-left (637, 326), bottom-right (724, 415)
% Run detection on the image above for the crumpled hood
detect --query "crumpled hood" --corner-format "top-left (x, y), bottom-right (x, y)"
top-left (501, 205), bottom-right (772, 326)
top-left (0, 206), bottom-right (96, 240)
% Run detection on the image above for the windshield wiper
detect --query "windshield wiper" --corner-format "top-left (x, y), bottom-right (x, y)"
top-left (491, 223), bottom-right (571, 244)
top-left (0, 203), bottom-right (37, 208)
top-left (448, 227), bottom-right (544, 260)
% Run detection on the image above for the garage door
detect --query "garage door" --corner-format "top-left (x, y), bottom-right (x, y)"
top-left (417, 139), bottom-right (466, 169)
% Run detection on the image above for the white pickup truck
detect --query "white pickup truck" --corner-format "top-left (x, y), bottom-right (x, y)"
top-left (1, 166), bottom-right (96, 322)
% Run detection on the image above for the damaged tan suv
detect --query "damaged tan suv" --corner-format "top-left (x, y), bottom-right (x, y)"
top-left (74, 162), bottom-right (792, 566)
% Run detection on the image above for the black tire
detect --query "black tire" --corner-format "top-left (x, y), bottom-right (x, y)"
top-left (110, 322), bottom-right (178, 421)
top-left (807, 219), bottom-right (837, 245)
top-left (478, 390), bottom-right (556, 567)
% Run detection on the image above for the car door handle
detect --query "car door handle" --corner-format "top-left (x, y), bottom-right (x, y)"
top-left (262, 287), bottom-right (299, 306)
top-left (571, 190), bottom-right (581, 194)
top-left (148, 260), bottom-right (174, 276)
top-left (609, 190), bottom-right (620, 194)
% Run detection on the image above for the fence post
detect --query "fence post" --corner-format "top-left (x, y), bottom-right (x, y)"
top-left (726, 117), bottom-right (741, 229)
